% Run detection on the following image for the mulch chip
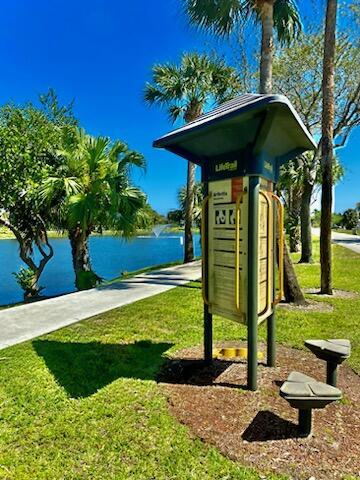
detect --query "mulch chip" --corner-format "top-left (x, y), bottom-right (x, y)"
top-left (158, 342), bottom-right (360, 480)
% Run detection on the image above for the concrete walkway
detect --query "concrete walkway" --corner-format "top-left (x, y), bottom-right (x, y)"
top-left (0, 261), bottom-right (201, 351)
top-left (312, 228), bottom-right (360, 255)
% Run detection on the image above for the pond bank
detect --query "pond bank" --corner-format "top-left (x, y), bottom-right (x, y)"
top-left (0, 233), bottom-right (201, 306)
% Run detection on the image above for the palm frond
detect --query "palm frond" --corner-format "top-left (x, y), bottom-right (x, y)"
top-left (184, 0), bottom-right (244, 36)
top-left (67, 192), bottom-right (97, 230)
top-left (273, 0), bottom-right (302, 45)
top-left (168, 105), bottom-right (185, 123)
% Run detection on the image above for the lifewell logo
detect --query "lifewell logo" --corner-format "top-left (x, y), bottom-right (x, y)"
top-left (215, 160), bottom-right (237, 173)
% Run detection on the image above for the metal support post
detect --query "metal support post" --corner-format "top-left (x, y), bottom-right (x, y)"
top-left (204, 304), bottom-right (213, 364)
top-left (202, 174), bottom-right (213, 365)
top-left (326, 361), bottom-right (338, 387)
top-left (267, 193), bottom-right (277, 367)
top-left (298, 409), bottom-right (312, 437)
top-left (247, 176), bottom-right (260, 390)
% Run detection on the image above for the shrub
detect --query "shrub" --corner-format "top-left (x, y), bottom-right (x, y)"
top-left (13, 267), bottom-right (44, 299)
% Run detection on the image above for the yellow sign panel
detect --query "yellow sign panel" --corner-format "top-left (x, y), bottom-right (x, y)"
top-left (206, 176), bottom-right (274, 325)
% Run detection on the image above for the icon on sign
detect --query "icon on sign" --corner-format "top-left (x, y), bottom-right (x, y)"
top-left (215, 210), bottom-right (226, 225)
top-left (229, 209), bottom-right (235, 225)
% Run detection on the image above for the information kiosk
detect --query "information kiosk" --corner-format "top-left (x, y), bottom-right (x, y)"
top-left (154, 94), bottom-right (316, 390)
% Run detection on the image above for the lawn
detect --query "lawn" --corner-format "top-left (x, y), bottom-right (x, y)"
top-left (0, 241), bottom-right (358, 479)
top-left (333, 228), bottom-right (359, 236)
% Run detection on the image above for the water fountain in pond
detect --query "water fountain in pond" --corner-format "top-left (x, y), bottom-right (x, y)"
top-left (152, 224), bottom-right (171, 237)
top-left (138, 224), bottom-right (184, 246)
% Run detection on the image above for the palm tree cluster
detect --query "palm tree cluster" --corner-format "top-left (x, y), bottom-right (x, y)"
top-left (146, 0), bottom-right (340, 300)
top-left (39, 128), bottom-right (147, 289)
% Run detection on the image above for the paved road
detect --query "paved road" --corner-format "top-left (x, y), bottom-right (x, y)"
top-left (0, 261), bottom-right (201, 351)
top-left (312, 228), bottom-right (360, 254)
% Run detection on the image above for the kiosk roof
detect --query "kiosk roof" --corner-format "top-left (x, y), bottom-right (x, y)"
top-left (153, 94), bottom-right (316, 167)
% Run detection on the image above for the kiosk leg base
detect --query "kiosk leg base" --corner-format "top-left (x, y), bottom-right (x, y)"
top-left (326, 361), bottom-right (338, 387)
top-left (267, 313), bottom-right (276, 367)
top-left (204, 306), bottom-right (213, 365)
top-left (298, 409), bottom-right (312, 437)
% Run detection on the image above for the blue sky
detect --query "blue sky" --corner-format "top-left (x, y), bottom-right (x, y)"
top-left (0, 0), bottom-right (358, 214)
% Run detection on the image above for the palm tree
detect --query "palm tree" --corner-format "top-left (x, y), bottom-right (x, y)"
top-left (184, 0), bottom-right (301, 94)
top-left (40, 128), bottom-right (147, 289)
top-left (183, 0), bottom-right (306, 304)
top-left (144, 52), bottom-right (240, 263)
top-left (178, 182), bottom-right (204, 229)
top-left (320, 0), bottom-right (338, 294)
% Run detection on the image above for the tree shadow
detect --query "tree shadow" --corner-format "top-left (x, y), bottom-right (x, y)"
top-left (333, 238), bottom-right (359, 244)
top-left (158, 358), bottom-right (248, 390)
top-left (33, 339), bottom-right (173, 398)
top-left (242, 411), bottom-right (299, 441)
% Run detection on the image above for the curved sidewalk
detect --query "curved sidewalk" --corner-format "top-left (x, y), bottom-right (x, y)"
top-left (312, 227), bottom-right (360, 255)
top-left (0, 261), bottom-right (201, 351)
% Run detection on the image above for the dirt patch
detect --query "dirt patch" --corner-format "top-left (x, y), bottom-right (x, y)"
top-left (304, 288), bottom-right (359, 299)
top-left (277, 299), bottom-right (333, 312)
top-left (159, 343), bottom-right (360, 480)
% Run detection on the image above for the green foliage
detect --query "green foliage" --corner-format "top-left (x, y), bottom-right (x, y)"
top-left (76, 270), bottom-right (103, 291)
top-left (12, 267), bottom-right (44, 298)
top-left (167, 209), bottom-right (183, 225)
top-left (39, 128), bottom-right (147, 237)
top-left (141, 204), bottom-right (167, 227)
top-left (0, 90), bottom-right (75, 295)
top-left (183, 0), bottom-right (301, 44)
top-left (311, 209), bottom-right (321, 227)
top-left (273, 27), bottom-right (360, 142)
top-left (144, 52), bottom-right (240, 123)
top-left (342, 209), bottom-right (359, 230)
top-left (178, 182), bottom-right (204, 227)
top-left (331, 212), bottom-right (343, 227)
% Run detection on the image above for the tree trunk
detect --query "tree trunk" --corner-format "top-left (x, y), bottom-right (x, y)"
top-left (259, 1), bottom-right (274, 94)
top-left (283, 238), bottom-right (307, 305)
top-left (184, 160), bottom-right (195, 263)
top-left (299, 178), bottom-right (314, 263)
top-left (68, 228), bottom-right (92, 289)
top-left (0, 217), bottom-right (53, 299)
top-left (259, 1), bottom-right (306, 304)
top-left (288, 222), bottom-right (300, 253)
top-left (320, 0), bottom-right (337, 294)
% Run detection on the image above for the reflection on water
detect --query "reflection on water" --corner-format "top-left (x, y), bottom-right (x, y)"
top-left (0, 233), bottom-right (200, 306)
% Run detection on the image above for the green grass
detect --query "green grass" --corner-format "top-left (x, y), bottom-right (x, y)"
top-left (0, 241), bottom-right (358, 479)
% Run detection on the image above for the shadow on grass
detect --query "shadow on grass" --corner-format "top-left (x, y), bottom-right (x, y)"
top-left (33, 339), bottom-right (173, 398)
top-left (242, 411), bottom-right (298, 441)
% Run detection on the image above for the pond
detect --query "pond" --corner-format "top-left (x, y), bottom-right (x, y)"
top-left (0, 233), bottom-right (201, 306)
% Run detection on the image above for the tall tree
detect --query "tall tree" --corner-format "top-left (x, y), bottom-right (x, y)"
top-left (273, 27), bottom-right (359, 263)
top-left (320, 0), bottom-right (338, 294)
top-left (144, 52), bottom-right (240, 263)
top-left (183, 0), bottom-right (307, 304)
top-left (39, 128), bottom-right (147, 290)
top-left (0, 94), bottom-right (75, 298)
top-left (184, 0), bottom-right (301, 93)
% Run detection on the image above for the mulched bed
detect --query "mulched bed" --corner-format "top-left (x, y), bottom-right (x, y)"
top-left (277, 300), bottom-right (333, 312)
top-left (158, 342), bottom-right (360, 480)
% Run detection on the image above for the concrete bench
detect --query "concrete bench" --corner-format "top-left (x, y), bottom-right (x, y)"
top-left (305, 339), bottom-right (351, 386)
top-left (280, 371), bottom-right (342, 437)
